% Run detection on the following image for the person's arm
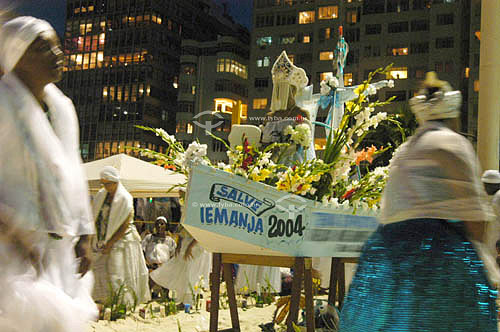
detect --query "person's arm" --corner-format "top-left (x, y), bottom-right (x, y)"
top-left (102, 211), bottom-right (133, 255)
top-left (184, 239), bottom-right (197, 261)
top-left (464, 221), bottom-right (487, 243)
top-left (0, 215), bottom-right (41, 273)
top-left (75, 234), bottom-right (92, 276)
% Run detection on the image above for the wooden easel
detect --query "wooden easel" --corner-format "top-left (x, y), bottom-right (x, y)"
top-left (327, 257), bottom-right (357, 310)
top-left (209, 253), bottom-right (316, 332)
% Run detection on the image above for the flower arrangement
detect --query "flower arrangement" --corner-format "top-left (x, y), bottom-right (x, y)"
top-left (133, 65), bottom-right (399, 212)
top-left (188, 275), bottom-right (206, 312)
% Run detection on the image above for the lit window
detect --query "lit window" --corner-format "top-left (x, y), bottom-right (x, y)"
top-left (387, 67), bottom-right (408, 79)
top-left (253, 98), bottom-right (268, 110)
top-left (191, 86), bottom-right (196, 95)
top-left (318, 6), bottom-right (338, 20)
top-left (256, 36), bottom-right (273, 47)
top-left (303, 35), bottom-right (311, 43)
top-left (240, 104), bottom-right (248, 119)
top-left (79, 23), bottom-right (92, 35)
top-left (391, 47), bottom-right (409, 56)
top-left (465, 67), bottom-right (470, 78)
top-left (257, 59), bottom-right (263, 67)
top-left (344, 73), bottom-right (353, 86)
top-left (187, 123), bottom-right (193, 134)
top-left (288, 54), bottom-right (295, 63)
top-left (314, 138), bottom-right (327, 150)
top-left (214, 98), bottom-right (236, 114)
top-left (474, 80), bottom-right (479, 92)
top-left (263, 56), bottom-right (270, 67)
top-left (320, 72), bottom-right (333, 82)
top-left (319, 51), bottom-right (334, 61)
top-left (299, 11), bottom-right (315, 24)
top-left (346, 9), bottom-right (358, 23)
top-left (216, 58), bottom-right (248, 79)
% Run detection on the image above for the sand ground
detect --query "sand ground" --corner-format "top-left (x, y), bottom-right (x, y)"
top-left (88, 299), bottom-right (278, 332)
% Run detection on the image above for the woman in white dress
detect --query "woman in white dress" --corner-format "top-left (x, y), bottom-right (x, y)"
top-left (151, 226), bottom-right (211, 305)
top-left (0, 17), bottom-right (97, 332)
top-left (91, 166), bottom-right (151, 305)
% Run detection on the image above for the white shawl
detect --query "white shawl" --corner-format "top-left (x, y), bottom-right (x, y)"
top-left (0, 73), bottom-right (94, 236)
top-left (92, 183), bottom-right (133, 243)
top-left (380, 121), bottom-right (494, 224)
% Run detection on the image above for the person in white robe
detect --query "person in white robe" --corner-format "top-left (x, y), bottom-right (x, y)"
top-left (481, 170), bottom-right (500, 258)
top-left (150, 226), bottom-right (212, 305)
top-left (0, 16), bottom-right (97, 332)
top-left (91, 166), bottom-right (151, 305)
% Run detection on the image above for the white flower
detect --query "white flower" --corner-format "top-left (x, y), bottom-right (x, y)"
top-left (320, 80), bottom-right (331, 95)
top-left (328, 77), bottom-right (339, 88)
top-left (388, 80), bottom-right (395, 88)
top-left (156, 128), bottom-right (176, 143)
top-left (217, 162), bottom-right (226, 169)
top-left (366, 84), bottom-right (377, 95)
top-left (284, 125), bottom-right (294, 136)
top-left (183, 142), bottom-right (208, 170)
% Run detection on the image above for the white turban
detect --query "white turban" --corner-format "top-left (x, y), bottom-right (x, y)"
top-left (482, 170), bottom-right (500, 184)
top-left (0, 16), bottom-right (54, 73)
top-left (100, 166), bottom-right (120, 183)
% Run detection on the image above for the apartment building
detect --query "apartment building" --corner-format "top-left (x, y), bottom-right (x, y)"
top-left (249, 0), bottom-right (473, 147)
top-left (60, 0), bottom-right (239, 161)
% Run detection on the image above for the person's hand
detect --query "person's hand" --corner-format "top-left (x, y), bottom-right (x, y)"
top-left (102, 244), bottom-right (112, 255)
top-left (11, 234), bottom-right (42, 276)
top-left (75, 235), bottom-right (92, 277)
top-left (184, 245), bottom-right (194, 261)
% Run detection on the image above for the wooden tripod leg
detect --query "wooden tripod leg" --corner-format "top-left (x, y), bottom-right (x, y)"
top-left (287, 258), bottom-right (304, 332)
top-left (338, 262), bottom-right (346, 309)
top-left (304, 259), bottom-right (315, 332)
top-left (223, 263), bottom-right (240, 331)
top-left (328, 258), bottom-right (340, 306)
top-left (210, 253), bottom-right (222, 332)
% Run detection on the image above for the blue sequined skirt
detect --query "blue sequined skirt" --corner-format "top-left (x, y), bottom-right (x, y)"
top-left (339, 219), bottom-right (497, 332)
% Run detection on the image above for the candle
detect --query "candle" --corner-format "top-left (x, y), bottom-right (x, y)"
top-left (339, 25), bottom-right (343, 36)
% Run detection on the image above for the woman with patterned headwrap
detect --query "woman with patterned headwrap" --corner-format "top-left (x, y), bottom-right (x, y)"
top-left (91, 166), bottom-right (151, 306)
top-left (0, 16), bottom-right (97, 332)
top-left (338, 72), bottom-right (499, 331)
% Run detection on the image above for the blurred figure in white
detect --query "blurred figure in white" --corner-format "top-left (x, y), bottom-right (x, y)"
top-left (481, 170), bottom-right (500, 257)
top-left (0, 16), bottom-right (97, 332)
top-left (91, 166), bottom-right (151, 305)
top-left (150, 224), bottom-right (211, 305)
top-left (142, 216), bottom-right (177, 298)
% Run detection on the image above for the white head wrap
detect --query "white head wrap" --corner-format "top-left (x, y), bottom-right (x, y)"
top-left (482, 170), bottom-right (500, 184)
top-left (270, 51), bottom-right (309, 112)
top-left (0, 16), bottom-right (54, 73)
top-left (409, 72), bottom-right (461, 125)
top-left (100, 166), bottom-right (120, 182)
top-left (156, 216), bottom-right (168, 223)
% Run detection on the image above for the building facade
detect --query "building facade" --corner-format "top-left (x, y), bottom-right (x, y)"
top-left (248, 0), bottom-right (474, 147)
top-left (60, 0), bottom-right (240, 161)
top-left (176, 30), bottom-right (250, 162)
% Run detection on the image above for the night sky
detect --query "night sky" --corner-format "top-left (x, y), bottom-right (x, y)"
top-left (7, 0), bottom-right (252, 36)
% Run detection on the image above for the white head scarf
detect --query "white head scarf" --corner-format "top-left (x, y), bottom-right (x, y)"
top-left (408, 72), bottom-right (461, 125)
top-left (0, 16), bottom-right (54, 73)
top-left (100, 166), bottom-right (120, 183)
top-left (482, 170), bottom-right (500, 184)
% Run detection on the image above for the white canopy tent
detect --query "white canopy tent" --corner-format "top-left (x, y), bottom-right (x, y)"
top-left (83, 153), bottom-right (186, 197)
